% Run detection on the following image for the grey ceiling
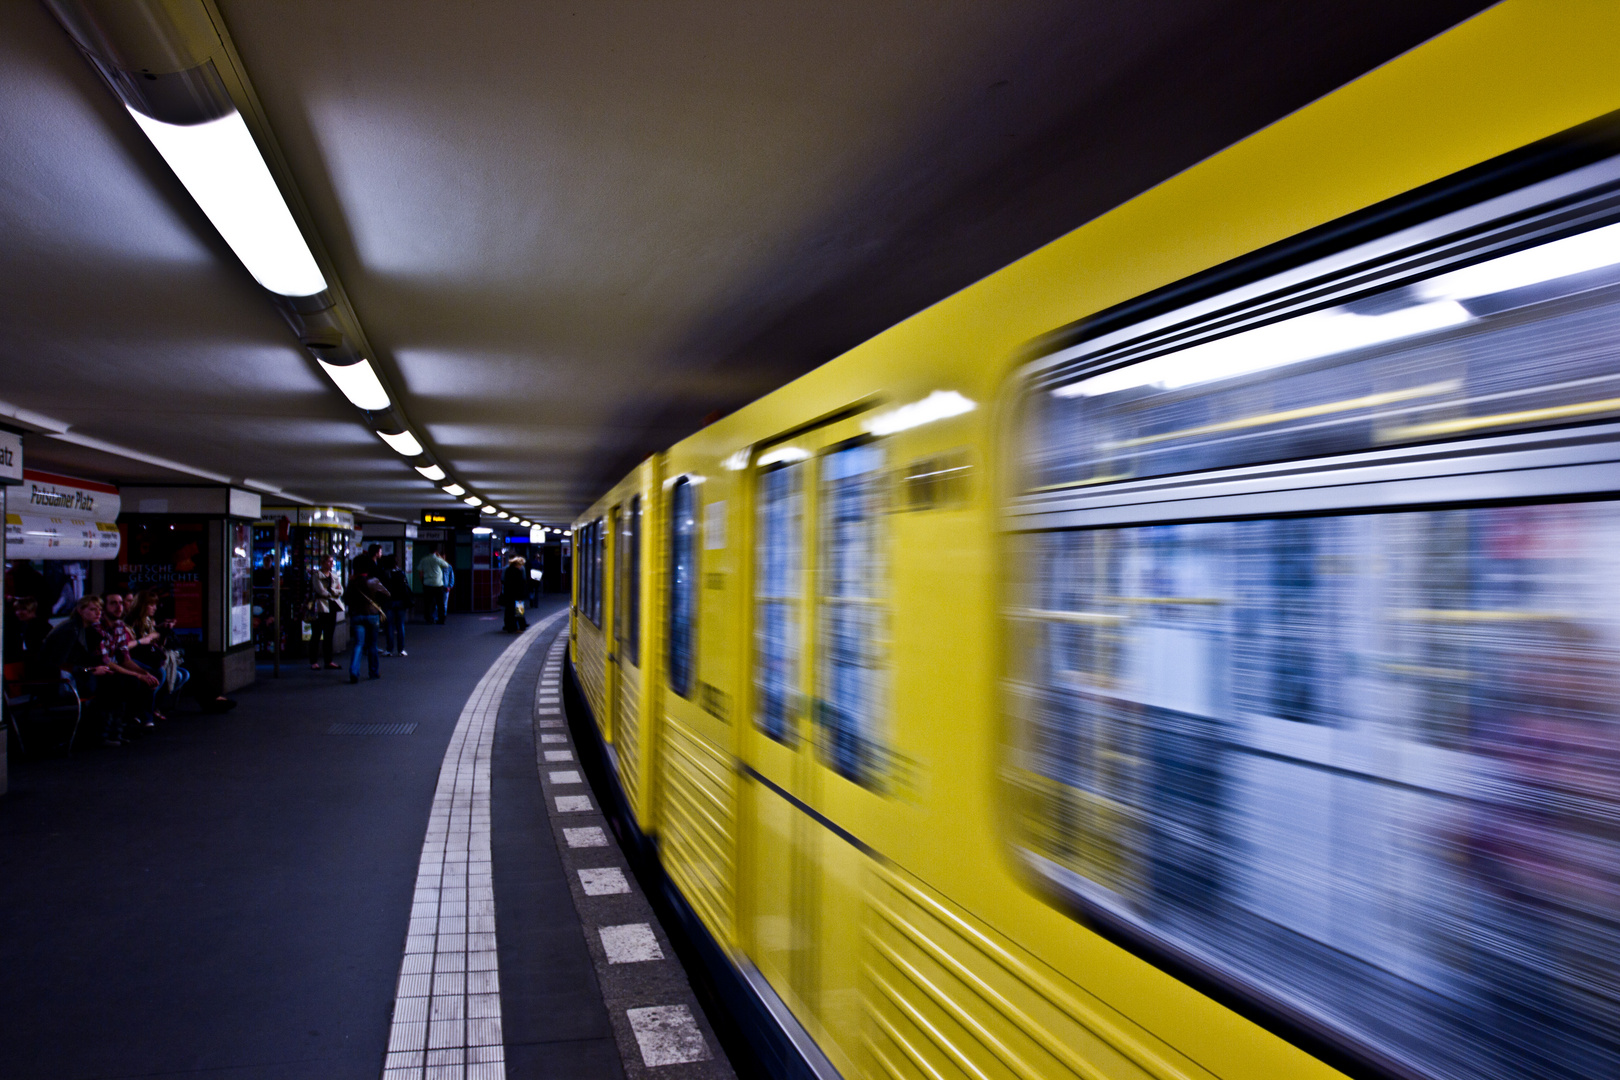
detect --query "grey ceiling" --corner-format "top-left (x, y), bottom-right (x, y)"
top-left (0, 0), bottom-right (1488, 521)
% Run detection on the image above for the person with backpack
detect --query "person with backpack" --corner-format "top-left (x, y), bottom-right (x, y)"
top-left (379, 554), bottom-right (415, 657)
top-left (343, 566), bottom-right (389, 684)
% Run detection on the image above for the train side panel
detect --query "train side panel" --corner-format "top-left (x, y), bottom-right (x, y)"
top-left (569, 4), bottom-right (1620, 1079)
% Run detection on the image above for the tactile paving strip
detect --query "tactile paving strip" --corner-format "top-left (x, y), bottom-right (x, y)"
top-left (380, 610), bottom-right (566, 1080)
top-left (326, 722), bottom-right (419, 736)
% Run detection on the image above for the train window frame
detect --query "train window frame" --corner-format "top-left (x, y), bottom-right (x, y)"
top-left (753, 458), bottom-right (805, 747)
top-left (592, 516), bottom-right (605, 626)
top-left (1005, 148), bottom-right (1620, 1080)
top-left (620, 495), bottom-right (641, 667)
top-left (667, 476), bottom-right (698, 699)
top-left (815, 433), bottom-right (890, 789)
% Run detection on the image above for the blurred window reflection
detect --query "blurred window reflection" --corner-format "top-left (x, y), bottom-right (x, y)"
top-left (618, 497), bottom-right (641, 666)
top-left (1029, 246), bottom-right (1620, 491)
top-left (1010, 503), bottom-right (1620, 1079)
top-left (818, 441), bottom-right (888, 785)
top-left (755, 462), bottom-right (803, 745)
top-left (668, 479), bottom-right (697, 698)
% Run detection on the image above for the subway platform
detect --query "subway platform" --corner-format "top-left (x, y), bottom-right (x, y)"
top-left (0, 602), bottom-right (734, 1080)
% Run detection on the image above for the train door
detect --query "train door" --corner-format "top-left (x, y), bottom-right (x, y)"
top-left (613, 496), bottom-right (645, 816)
top-left (744, 413), bottom-right (882, 1073)
top-left (603, 504), bottom-right (620, 745)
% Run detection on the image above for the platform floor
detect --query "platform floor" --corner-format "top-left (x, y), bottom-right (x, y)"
top-left (0, 602), bottom-right (730, 1080)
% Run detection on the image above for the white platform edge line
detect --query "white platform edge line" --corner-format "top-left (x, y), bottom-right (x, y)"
top-left (381, 609), bottom-right (566, 1080)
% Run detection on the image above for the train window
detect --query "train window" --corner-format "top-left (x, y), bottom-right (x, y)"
top-left (754, 461), bottom-right (803, 745)
top-left (1025, 211), bottom-right (1620, 493)
top-left (620, 496), bottom-right (641, 666)
top-left (1011, 504), bottom-right (1620, 1079)
top-left (592, 516), bottom-right (605, 625)
top-left (580, 522), bottom-right (592, 622)
top-left (817, 440), bottom-right (888, 785)
top-left (613, 508), bottom-right (627, 646)
top-left (668, 478), bottom-right (697, 698)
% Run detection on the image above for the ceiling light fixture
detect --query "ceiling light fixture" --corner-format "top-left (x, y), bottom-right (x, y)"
top-left (472, 526), bottom-right (493, 536)
top-left (317, 358), bottom-right (391, 411)
top-left (464, 495), bottom-right (483, 507)
top-left (480, 505), bottom-right (498, 515)
top-left (442, 483), bottom-right (466, 497)
top-left (125, 108), bottom-right (327, 297)
top-left (415, 464), bottom-right (446, 481)
top-left (376, 429), bottom-right (424, 456)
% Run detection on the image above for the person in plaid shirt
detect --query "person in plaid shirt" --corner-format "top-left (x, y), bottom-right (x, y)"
top-left (98, 592), bottom-right (159, 745)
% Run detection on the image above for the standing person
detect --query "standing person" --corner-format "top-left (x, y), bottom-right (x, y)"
top-left (380, 554), bottom-right (415, 657)
top-left (307, 555), bottom-right (343, 670)
top-left (501, 555), bottom-right (529, 633)
top-left (344, 566), bottom-right (389, 684)
top-left (40, 595), bottom-right (113, 744)
top-left (419, 545), bottom-right (451, 625)
top-left (353, 544), bottom-right (382, 581)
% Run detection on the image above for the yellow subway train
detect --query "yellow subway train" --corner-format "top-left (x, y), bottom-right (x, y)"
top-left (568, 5), bottom-right (1620, 1078)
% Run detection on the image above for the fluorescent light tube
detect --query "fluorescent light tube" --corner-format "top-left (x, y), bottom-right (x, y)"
top-left (415, 464), bottom-right (446, 481)
top-left (126, 108), bottom-right (327, 297)
top-left (464, 495), bottom-right (483, 506)
top-left (472, 526), bottom-right (493, 536)
top-left (377, 429), bottom-right (423, 456)
top-left (317, 358), bottom-right (391, 411)
top-left (441, 483), bottom-right (465, 497)
top-left (865, 390), bottom-right (977, 436)
top-left (1055, 300), bottom-right (1470, 399)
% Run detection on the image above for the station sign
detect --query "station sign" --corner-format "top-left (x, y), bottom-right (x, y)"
top-left (0, 431), bottom-right (21, 485)
top-left (5, 515), bottom-right (122, 560)
top-left (5, 469), bottom-right (123, 560)
top-left (21, 469), bottom-right (120, 521)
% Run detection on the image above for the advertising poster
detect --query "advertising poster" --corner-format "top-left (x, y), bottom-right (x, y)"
top-left (119, 521), bottom-right (208, 644)
top-left (229, 521), bottom-right (252, 647)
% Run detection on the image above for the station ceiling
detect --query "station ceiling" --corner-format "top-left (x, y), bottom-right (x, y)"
top-left (0, 0), bottom-right (1487, 521)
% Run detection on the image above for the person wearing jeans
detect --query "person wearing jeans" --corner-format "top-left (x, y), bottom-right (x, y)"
top-left (344, 570), bottom-right (389, 684)
top-left (379, 554), bottom-right (414, 657)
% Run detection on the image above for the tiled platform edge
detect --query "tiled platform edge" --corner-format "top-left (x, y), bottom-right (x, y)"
top-left (537, 639), bottom-right (737, 1080)
top-left (381, 610), bottom-right (567, 1080)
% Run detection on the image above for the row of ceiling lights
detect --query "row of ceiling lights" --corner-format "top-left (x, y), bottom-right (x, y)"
top-left (47, 0), bottom-right (530, 523)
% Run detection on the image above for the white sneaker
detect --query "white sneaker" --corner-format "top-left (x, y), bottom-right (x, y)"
top-left (397, 650), bottom-right (408, 657)
top-left (380, 650), bottom-right (393, 657)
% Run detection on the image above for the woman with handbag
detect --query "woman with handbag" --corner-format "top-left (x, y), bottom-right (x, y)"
top-left (307, 556), bottom-right (343, 671)
top-left (128, 589), bottom-right (189, 722)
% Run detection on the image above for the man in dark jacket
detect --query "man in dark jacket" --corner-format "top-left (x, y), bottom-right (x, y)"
top-left (379, 554), bottom-right (415, 657)
top-left (343, 569), bottom-right (389, 684)
top-left (500, 555), bottom-right (528, 633)
top-left (40, 595), bottom-right (123, 745)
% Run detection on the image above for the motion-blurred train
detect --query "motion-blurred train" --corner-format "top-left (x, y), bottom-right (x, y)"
top-left (567, 7), bottom-right (1620, 1079)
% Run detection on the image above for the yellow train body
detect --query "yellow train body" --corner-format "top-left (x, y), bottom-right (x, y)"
top-left (569, 5), bottom-right (1620, 1078)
